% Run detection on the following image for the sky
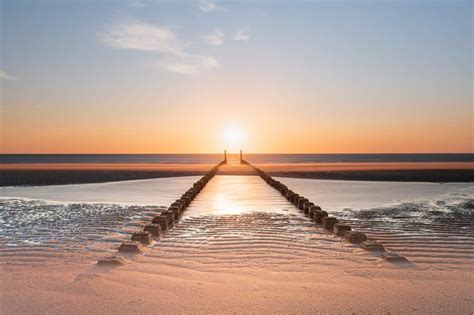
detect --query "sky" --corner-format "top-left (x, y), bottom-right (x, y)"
top-left (0, 0), bottom-right (472, 153)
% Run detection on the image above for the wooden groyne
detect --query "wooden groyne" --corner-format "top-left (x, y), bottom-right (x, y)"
top-left (99, 153), bottom-right (405, 263)
top-left (242, 159), bottom-right (407, 261)
top-left (112, 160), bottom-right (226, 255)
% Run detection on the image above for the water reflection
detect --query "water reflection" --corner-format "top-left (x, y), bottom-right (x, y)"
top-left (184, 175), bottom-right (294, 217)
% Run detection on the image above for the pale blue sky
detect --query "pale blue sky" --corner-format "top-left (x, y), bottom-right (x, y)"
top-left (1, 0), bottom-right (472, 153)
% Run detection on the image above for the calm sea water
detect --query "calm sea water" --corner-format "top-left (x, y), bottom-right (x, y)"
top-left (0, 153), bottom-right (473, 164)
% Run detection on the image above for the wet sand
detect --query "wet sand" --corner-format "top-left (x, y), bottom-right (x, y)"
top-left (1, 162), bottom-right (472, 186)
top-left (1, 221), bottom-right (473, 314)
top-left (1, 174), bottom-right (473, 314)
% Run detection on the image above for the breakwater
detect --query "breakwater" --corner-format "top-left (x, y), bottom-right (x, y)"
top-left (242, 159), bottom-right (408, 262)
top-left (99, 157), bottom-right (408, 264)
top-left (97, 161), bottom-right (225, 263)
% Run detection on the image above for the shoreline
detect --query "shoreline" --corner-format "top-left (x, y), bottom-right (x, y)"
top-left (266, 169), bottom-right (474, 183)
top-left (0, 162), bottom-right (473, 186)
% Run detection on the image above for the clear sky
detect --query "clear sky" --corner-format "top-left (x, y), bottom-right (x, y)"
top-left (0, 0), bottom-right (472, 153)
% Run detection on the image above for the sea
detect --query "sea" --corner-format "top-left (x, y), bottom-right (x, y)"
top-left (1, 153), bottom-right (473, 164)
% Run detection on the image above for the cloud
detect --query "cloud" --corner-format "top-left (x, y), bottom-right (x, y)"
top-left (204, 29), bottom-right (224, 46)
top-left (233, 29), bottom-right (250, 41)
top-left (198, 0), bottom-right (224, 13)
top-left (129, 0), bottom-right (146, 7)
top-left (0, 69), bottom-right (17, 80)
top-left (159, 54), bottom-right (218, 75)
top-left (100, 20), bottom-right (219, 75)
top-left (100, 20), bottom-right (183, 54)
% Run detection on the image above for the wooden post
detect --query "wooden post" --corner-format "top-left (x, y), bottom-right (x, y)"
top-left (240, 149), bottom-right (242, 163)
top-left (224, 149), bottom-right (227, 163)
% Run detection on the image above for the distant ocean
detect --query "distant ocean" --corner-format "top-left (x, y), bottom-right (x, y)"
top-left (1, 154), bottom-right (473, 164)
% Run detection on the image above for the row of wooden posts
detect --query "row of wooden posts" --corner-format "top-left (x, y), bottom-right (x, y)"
top-left (244, 160), bottom-right (388, 252)
top-left (115, 160), bottom-right (226, 254)
top-left (99, 156), bottom-right (400, 264)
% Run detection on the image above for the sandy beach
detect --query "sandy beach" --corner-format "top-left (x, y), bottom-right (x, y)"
top-left (1, 173), bottom-right (473, 314)
top-left (2, 244), bottom-right (472, 314)
top-left (3, 0), bottom-right (472, 312)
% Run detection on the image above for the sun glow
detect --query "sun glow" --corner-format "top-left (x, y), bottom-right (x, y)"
top-left (222, 126), bottom-right (244, 152)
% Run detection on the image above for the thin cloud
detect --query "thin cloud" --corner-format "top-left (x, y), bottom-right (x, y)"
top-left (129, 0), bottom-right (145, 8)
top-left (100, 20), bottom-right (183, 54)
top-left (198, 0), bottom-right (224, 13)
top-left (100, 20), bottom-right (219, 75)
top-left (233, 29), bottom-right (250, 41)
top-left (129, 0), bottom-right (148, 7)
top-left (159, 54), bottom-right (218, 75)
top-left (204, 29), bottom-right (224, 46)
top-left (0, 69), bottom-right (17, 81)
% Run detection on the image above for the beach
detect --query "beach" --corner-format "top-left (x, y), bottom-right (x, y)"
top-left (2, 247), bottom-right (472, 314)
top-left (3, 0), bottom-right (472, 312)
top-left (1, 172), bottom-right (473, 314)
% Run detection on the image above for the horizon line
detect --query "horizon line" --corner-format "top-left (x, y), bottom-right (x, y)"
top-left (0, 152), bottom-right (473, 155)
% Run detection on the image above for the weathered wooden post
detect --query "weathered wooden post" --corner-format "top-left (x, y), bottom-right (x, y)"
top-left (131, 231), bottom-right (153, 245)
top-left (313, 210), bottom-right (328, 223)
top-left (144, 224), bottom-right (163, 238)
top-left (118, 241), bottom-right (143, 253)
top-left (152, 216), bottom-right (169, 231)
top-left (333, 223), bottom-right (351, 236)
top-left (224, 149), bottom-right (227, 163)
top-left (240, 149), bottom-right (243, 164)
top-left (322, 216), bottom-right (338, 230)
top-left (345, 231), bottom-right (367, 243)
top-left (361, 241), bottom-right (385, 251)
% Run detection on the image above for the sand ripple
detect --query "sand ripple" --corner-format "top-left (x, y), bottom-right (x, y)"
top-left (332, 199), bottom-right (474, 267)
top-left (1, 176), bottom-right (473, 271)
top-left (0, 199), bottom-right (165, 262)
top-left (146, 212), bottom-right (377, 268)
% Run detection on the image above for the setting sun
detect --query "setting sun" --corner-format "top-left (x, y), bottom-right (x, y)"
top-left (222, 126), bottom-right (245, 152)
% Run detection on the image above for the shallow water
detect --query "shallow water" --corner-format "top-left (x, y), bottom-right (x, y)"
top-left (148, 212), bottom-right (375, 269)
top-left (183, 175), bottom-right (293, 217)
top-left (0, 200), bottom-right (166, 262)
top-left (276, 177), bottom-right (474, 211)
top-left (0, 175), bottom-right (473, 267)
top-left (0, 176), bottom-right (199, 205)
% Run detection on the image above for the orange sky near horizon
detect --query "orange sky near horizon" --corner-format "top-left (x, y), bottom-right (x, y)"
top-left (1, 107), bottom-right (472, 153)
top-left (2, 77), bottom-right (472, 154)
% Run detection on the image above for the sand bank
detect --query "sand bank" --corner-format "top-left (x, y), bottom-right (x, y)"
top-left (1, 162), bottom-right (473, 186)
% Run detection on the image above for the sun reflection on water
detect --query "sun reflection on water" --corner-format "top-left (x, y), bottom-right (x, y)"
top-left (184, 175), bottom-right (293, 217)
